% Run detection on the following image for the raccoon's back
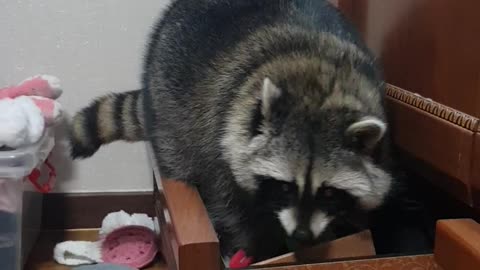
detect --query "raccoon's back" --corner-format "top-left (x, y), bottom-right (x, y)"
top-left (144, 0), bottom-right (366, 95)
top-left (141, 0), bottom-right (372, 179)
top-left (144, 0), bottom-right (283, 102)
top-left (143, 0), bottom-right (281, 178)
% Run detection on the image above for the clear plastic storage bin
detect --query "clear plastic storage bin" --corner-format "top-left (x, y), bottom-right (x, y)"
top-left (0, 129), bottom-right (54, 270)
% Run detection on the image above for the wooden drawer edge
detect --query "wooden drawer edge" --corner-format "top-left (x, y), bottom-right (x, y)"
top-left (386, 84), bottom-right (479, 132)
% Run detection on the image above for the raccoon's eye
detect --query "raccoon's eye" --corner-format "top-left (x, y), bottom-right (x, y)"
top-left (255, 176), bottom-right (297, 193)
top-left (317, 186), bottom-right (338, 199)
top-left (322, 187), bottom-right (336, 198)
top-left (281, 182), bottom-right (295, 193)
top-left (274, 180), bottom-right (296, 193)
top-left (315, 186), bottom-right (357, 214)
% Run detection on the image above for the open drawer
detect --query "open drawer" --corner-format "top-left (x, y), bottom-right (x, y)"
top-left (152, 170), bottom-right (480, 270)
top-left (148, 145), bottom-right (480, 270)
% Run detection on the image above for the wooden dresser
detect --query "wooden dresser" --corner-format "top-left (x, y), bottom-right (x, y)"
top-left (336, 0), bottom-right (480, 208)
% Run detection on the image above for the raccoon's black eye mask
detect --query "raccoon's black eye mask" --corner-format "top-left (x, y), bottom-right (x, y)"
top-left (254, 175), bottom-right (298, 207)
top-left (315, 186), bottom-right (358, 215)
top-left (253, 175), bottom-right (358, 214)
top-left (256, 176), bottom-right (297, 192)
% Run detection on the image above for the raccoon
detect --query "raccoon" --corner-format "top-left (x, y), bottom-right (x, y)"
top-left (70, 0), bottom-right (394, 262)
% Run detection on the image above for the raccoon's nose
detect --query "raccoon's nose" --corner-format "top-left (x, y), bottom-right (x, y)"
top-left (292, 227), bottom-right (313, 243)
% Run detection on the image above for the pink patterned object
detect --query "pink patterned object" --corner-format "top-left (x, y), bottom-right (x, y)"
top-left (101, 226), bottom-right (158, 269)
top-left (54, 211), bottom-right (159, 269)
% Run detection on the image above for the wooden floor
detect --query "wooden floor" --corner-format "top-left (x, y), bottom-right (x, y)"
top-left (25, 229), bottom-right (167, 270)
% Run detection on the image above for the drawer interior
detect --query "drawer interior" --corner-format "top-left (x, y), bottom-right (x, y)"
top-left (153, 168), bottom-right (480, 270)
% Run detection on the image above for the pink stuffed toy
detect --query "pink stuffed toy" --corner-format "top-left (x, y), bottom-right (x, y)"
top-left (0, 75), bottom-right (63, 148)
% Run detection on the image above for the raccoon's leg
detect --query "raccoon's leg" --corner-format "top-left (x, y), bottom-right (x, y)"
top-left (196, 182), bottom-right (253, 262)
top-left (246, 214), bottom-right (288, 261)
top-left (215, 223), bottom-right (251, 262)
top-left (69, 90), bottom-right (146, 158)
top-left (210, 205), bottom-right (285, 262)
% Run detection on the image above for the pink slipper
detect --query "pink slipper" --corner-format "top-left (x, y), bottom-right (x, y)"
top-left (101, 226), bottom-right (157, 268)
top-left (54, 211), bottom-right (159, 269)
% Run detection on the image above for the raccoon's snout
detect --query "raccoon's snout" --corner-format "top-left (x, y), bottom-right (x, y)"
top-left (292, 227), bottom-right (314, 243)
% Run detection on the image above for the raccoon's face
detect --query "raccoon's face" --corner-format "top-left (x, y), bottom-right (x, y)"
top-left (222, 66), bottom-right (392, 246)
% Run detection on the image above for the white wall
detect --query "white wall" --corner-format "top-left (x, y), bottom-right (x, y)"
top-left (0, 0), bottom-right (171, 193)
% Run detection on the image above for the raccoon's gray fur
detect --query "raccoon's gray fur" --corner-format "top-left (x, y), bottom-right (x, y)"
top-left (70, 0), bottom-right (395, 262)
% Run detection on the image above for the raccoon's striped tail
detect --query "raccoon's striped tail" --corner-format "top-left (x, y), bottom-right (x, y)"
top-left (69, 90), bottom-right (145, 159)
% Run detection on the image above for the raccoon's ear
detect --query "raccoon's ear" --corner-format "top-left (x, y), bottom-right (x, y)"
top-left (346, 117), bottom-right (387, 152)
top-left (261, 77), bottom-right (282, 117)
top-left (250, 78), bottom-right (282, 137)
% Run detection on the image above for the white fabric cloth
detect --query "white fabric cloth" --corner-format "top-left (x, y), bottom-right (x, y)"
top-left (0, 97), bottom-right (44, 148)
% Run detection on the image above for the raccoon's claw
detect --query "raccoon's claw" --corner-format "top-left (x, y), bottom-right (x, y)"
top-left (229, 249), bottom-right (254, 269)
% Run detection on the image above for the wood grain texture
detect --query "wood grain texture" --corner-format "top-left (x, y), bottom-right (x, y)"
top-left (434, 219), bottom-right (480, 270)
top-left (256, 255), bottom-right (442, 270)
top-left (155, 179), bottom-right (220, 270)
top-left (25, 229), bottom-right (167, 270)
top-left (345, 0), bottom-right (480, 118)
top-left (254, 230), bottom-right (375, 266)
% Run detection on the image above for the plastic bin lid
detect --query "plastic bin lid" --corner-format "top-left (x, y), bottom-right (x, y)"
top-left (0, 129), bottom-right (54, 180)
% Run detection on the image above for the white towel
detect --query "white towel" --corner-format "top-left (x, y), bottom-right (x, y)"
top-left (0, 97), bottom-right (44, 148)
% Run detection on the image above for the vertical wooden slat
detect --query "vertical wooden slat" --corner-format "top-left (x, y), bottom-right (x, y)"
top-left (148, 143), bottom-right (220, 270)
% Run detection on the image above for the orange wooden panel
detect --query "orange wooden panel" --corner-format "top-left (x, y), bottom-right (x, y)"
top-left (434, 219), bottom-right (480, 270)
top-left (155, 178), bottom-right (220, 270)
top-left (254, 230), bottom-right (375, 266)
top-left (148, 141), bottom-right (220, 270)
top-left (346, 0), bottom-right (480, 117)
